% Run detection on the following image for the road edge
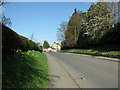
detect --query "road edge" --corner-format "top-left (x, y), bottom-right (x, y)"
top-left (60, 51), bottom-right (120, 62)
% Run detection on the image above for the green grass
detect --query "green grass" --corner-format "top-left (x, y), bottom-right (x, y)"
top-left (3, 51), bottom-right (49, 88)
top-left (61, 49), bottom-right (120, 54)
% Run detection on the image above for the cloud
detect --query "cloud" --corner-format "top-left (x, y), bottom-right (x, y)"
top-left (51, 32), bottom-right (56, 36)
top-left (23, 33), bottom-right (30, 36)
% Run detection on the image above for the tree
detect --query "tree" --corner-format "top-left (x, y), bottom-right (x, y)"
top-left (56, 21), bottom-right (67, 42)
top-left (119, 1), bottom-right (120, 22)
top-left (1, 14), bottom-right (12, 27)
top-left (43, 40), bottom-right (50, 48)
top-left (30, 33), bottom-right (34, 41)
top-left (107, 1), bottom-right (119, 26)
top-left (0, 0), bottom-right (12, 27)
top-left (65, 8), bottom-right (81, 48)
top-left (0, 0), bottom-right (7, 6)
top-left (87, 2), bottom-right (112, 37)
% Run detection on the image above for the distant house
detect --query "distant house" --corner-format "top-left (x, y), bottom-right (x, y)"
top-left (37, 42), bottom-right (40, 46)
top-left (48, 47), bottom-right (52, 52)
top-left (52, 42), bottom-right (61, 51)
top-left (51, 48), bottom-right (57, 52)
top-left (43, 48), bottom-right (48, 52)
top-left (43, 42), bottom-right (61, 52)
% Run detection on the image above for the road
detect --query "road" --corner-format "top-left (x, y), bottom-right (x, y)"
top-left (46, 52), bottom-right (118, 88)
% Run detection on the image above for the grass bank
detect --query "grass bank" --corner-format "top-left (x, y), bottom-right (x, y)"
top-left (61, 49), bottom-right (120, 55)
top-left (3, 51), bottom-right (49, 88)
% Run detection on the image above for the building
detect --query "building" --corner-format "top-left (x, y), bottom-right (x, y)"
top-left (43, 48), bottom-right (48, 52)
top-left (37, 42), bottom-right (40, 46)
top-left (52, 42), bottom-right (61, 51)
top-left (43, 42), bottom-right (61, 52)
top-left (48, 47), bottom-right (52, 52)
top-left (52, 48), bottom-right (57, 52)
top-left (43, 47), bottom-right (57, 52)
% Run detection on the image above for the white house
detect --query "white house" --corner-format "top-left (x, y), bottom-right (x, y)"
top-left (43, 42), bottom-right (61, 52)
top-left (43, 47), bottom-right (52, 52)
top-left (48, 47), bottom-right (52, 52)
top-left (52, 42), bottom-right (61, 51)
top-left (43, 48), bottom-right (48, 52)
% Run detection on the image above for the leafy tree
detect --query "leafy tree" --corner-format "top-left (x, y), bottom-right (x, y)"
top-left (86, 2), bottom-right (112, 37)
top-left (56, 21), bottom-right (67, 42)
top-left (43, 40), bottom-right (50, 48)
top-left (65, 8), bottom-right (81, 48)
top-left (100, 22), bottom-right (120, 44)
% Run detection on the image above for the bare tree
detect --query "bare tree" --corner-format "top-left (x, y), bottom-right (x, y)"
top-left (56, 21), bottom-right (67, 42)
top-left (107, 0), bottom-right (119, 25)
top-left (0, 0), bottom-right (12, 27)
top-left (1, 14), bottom-right (12, 27)
top-left (0, 0), bottom-right (7, 7)
top-left (118, 1), bottom-right (120, 22)
top-left (30, 33), bottom-right (34, 41)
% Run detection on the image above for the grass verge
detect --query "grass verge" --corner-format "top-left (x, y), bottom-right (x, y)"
top-left (3, 51), bottom-right (49, 88)
top-left (61, 49), bottom-right (120, 55)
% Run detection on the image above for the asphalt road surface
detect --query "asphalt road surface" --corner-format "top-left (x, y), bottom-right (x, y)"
top-left (46, 52), bottom-right (118, 88)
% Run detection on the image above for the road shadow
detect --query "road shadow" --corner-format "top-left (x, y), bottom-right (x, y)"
top-left (47, 74), bottom-right (60, 88)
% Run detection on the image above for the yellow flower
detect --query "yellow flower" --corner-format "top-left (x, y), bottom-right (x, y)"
top-left (32, 50), bottom-right (34, 52)
top-left (32, 53), bottom-right (34, 56)
top-left (21, 52), bottom-right (24, 54)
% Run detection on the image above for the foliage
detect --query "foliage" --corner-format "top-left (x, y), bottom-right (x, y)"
top-left (43, 40), bottom-right (50, 48)
top-left (65, 8), bottom-right (81, 48)
top-left (100, 22), bottom-right (120, 45)
top-left (61, 1), bottom-right (119, 51)
top-left (3, 51), bottom-right (49, 88)
top-left (65, 22), bottom-right (120, 50)
top-left (2, 25), bottom-right (42, 54)
top-left (87, 2), bottom-right (112, 37)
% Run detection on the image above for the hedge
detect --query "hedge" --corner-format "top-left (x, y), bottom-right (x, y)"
top-left (2, 24), bottom-right (42, 54)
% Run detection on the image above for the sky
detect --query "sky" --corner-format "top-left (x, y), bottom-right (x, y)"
top-left (3, 2), bottom-right (93, 46)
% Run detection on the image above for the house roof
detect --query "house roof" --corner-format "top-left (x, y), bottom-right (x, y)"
top-left (53, 42), bottom-right (61, 47)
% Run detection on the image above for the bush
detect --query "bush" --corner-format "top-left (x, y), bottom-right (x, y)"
top-left (2, 25), bottom-right (42, 54)
top-left (100, 22), bottom-right (120, 45)
top-left (61, 22), bottom-right (120, 50)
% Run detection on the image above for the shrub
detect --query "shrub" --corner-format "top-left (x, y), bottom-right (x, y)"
top-left (2, 25), bottom-right (42, 54)
top-left (100, 22), bottom-right (120, 44)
